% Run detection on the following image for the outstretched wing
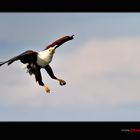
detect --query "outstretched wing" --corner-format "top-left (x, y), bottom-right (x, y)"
top-left (0, 50), bottom-right (37, 67)
top-left (44, 35), bottom-right (74, 50)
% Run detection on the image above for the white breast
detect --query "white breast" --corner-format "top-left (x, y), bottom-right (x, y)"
top-left (37, 50), bottom-right (53, 67)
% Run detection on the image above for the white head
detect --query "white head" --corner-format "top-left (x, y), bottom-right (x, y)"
top-left (48, 47), bottom-right (55, 55)
top-left (37, 47), bottom-right (55, 67)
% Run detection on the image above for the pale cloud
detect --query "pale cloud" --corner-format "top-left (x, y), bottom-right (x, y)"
top-left (1, 37), bottom-right (140, 109)
top-left (52, 37), bottom-right (140, 106)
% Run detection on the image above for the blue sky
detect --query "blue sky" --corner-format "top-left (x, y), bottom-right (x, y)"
top-left (1, 13), bottom-right (140, 121)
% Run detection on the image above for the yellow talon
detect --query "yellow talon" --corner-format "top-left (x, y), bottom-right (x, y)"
top-left (44, 85), bottom-right (50, 93)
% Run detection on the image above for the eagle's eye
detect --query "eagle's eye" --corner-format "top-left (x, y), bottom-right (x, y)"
top-left (49, 48), bottom-right (52, 52)
top-left (49, 48), bottom-right (55, 54)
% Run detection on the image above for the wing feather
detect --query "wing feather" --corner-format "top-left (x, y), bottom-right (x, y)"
top-left (44, 35), bottom-right (74, 50)
top-left (0, 50), bottom-right (38, 67)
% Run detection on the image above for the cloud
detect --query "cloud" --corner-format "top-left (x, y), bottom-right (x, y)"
top-left (1, 37), bottom-right (140, 110)
top-left (53, 37), bottom-right (140, 106)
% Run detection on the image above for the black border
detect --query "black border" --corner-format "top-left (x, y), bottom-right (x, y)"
top-left (1, 0), bottom-right (140, 138)
top-left (0, 121), bottom-right (140, 138)
top-left (0, 1), bottom-right (140, 12)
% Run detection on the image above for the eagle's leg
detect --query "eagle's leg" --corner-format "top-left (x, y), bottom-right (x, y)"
top-left (34, 65), bottom-right (50, 93)
top-left (45, 65), bottom-right (66, 86)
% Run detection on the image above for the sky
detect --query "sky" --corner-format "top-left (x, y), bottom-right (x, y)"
top-left (1, 13), bottom-right (140, 121)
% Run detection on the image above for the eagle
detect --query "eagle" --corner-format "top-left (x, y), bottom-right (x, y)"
top-left (0, 35), bottom-right (74, 93)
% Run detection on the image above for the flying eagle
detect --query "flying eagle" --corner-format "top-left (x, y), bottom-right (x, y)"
top-left (0, 35), bottom-right (74, 93)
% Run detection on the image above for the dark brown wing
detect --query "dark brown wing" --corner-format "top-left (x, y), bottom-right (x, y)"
top-left (44, 35), bottom-right (74, 50)
top-left (0, 50), bottom-right (38, 67)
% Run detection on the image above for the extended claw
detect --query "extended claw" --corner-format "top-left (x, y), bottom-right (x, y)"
top-left (59, 79), bottom-right (66, 86)
top-left (44, 85), bottom-right (50, 93)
